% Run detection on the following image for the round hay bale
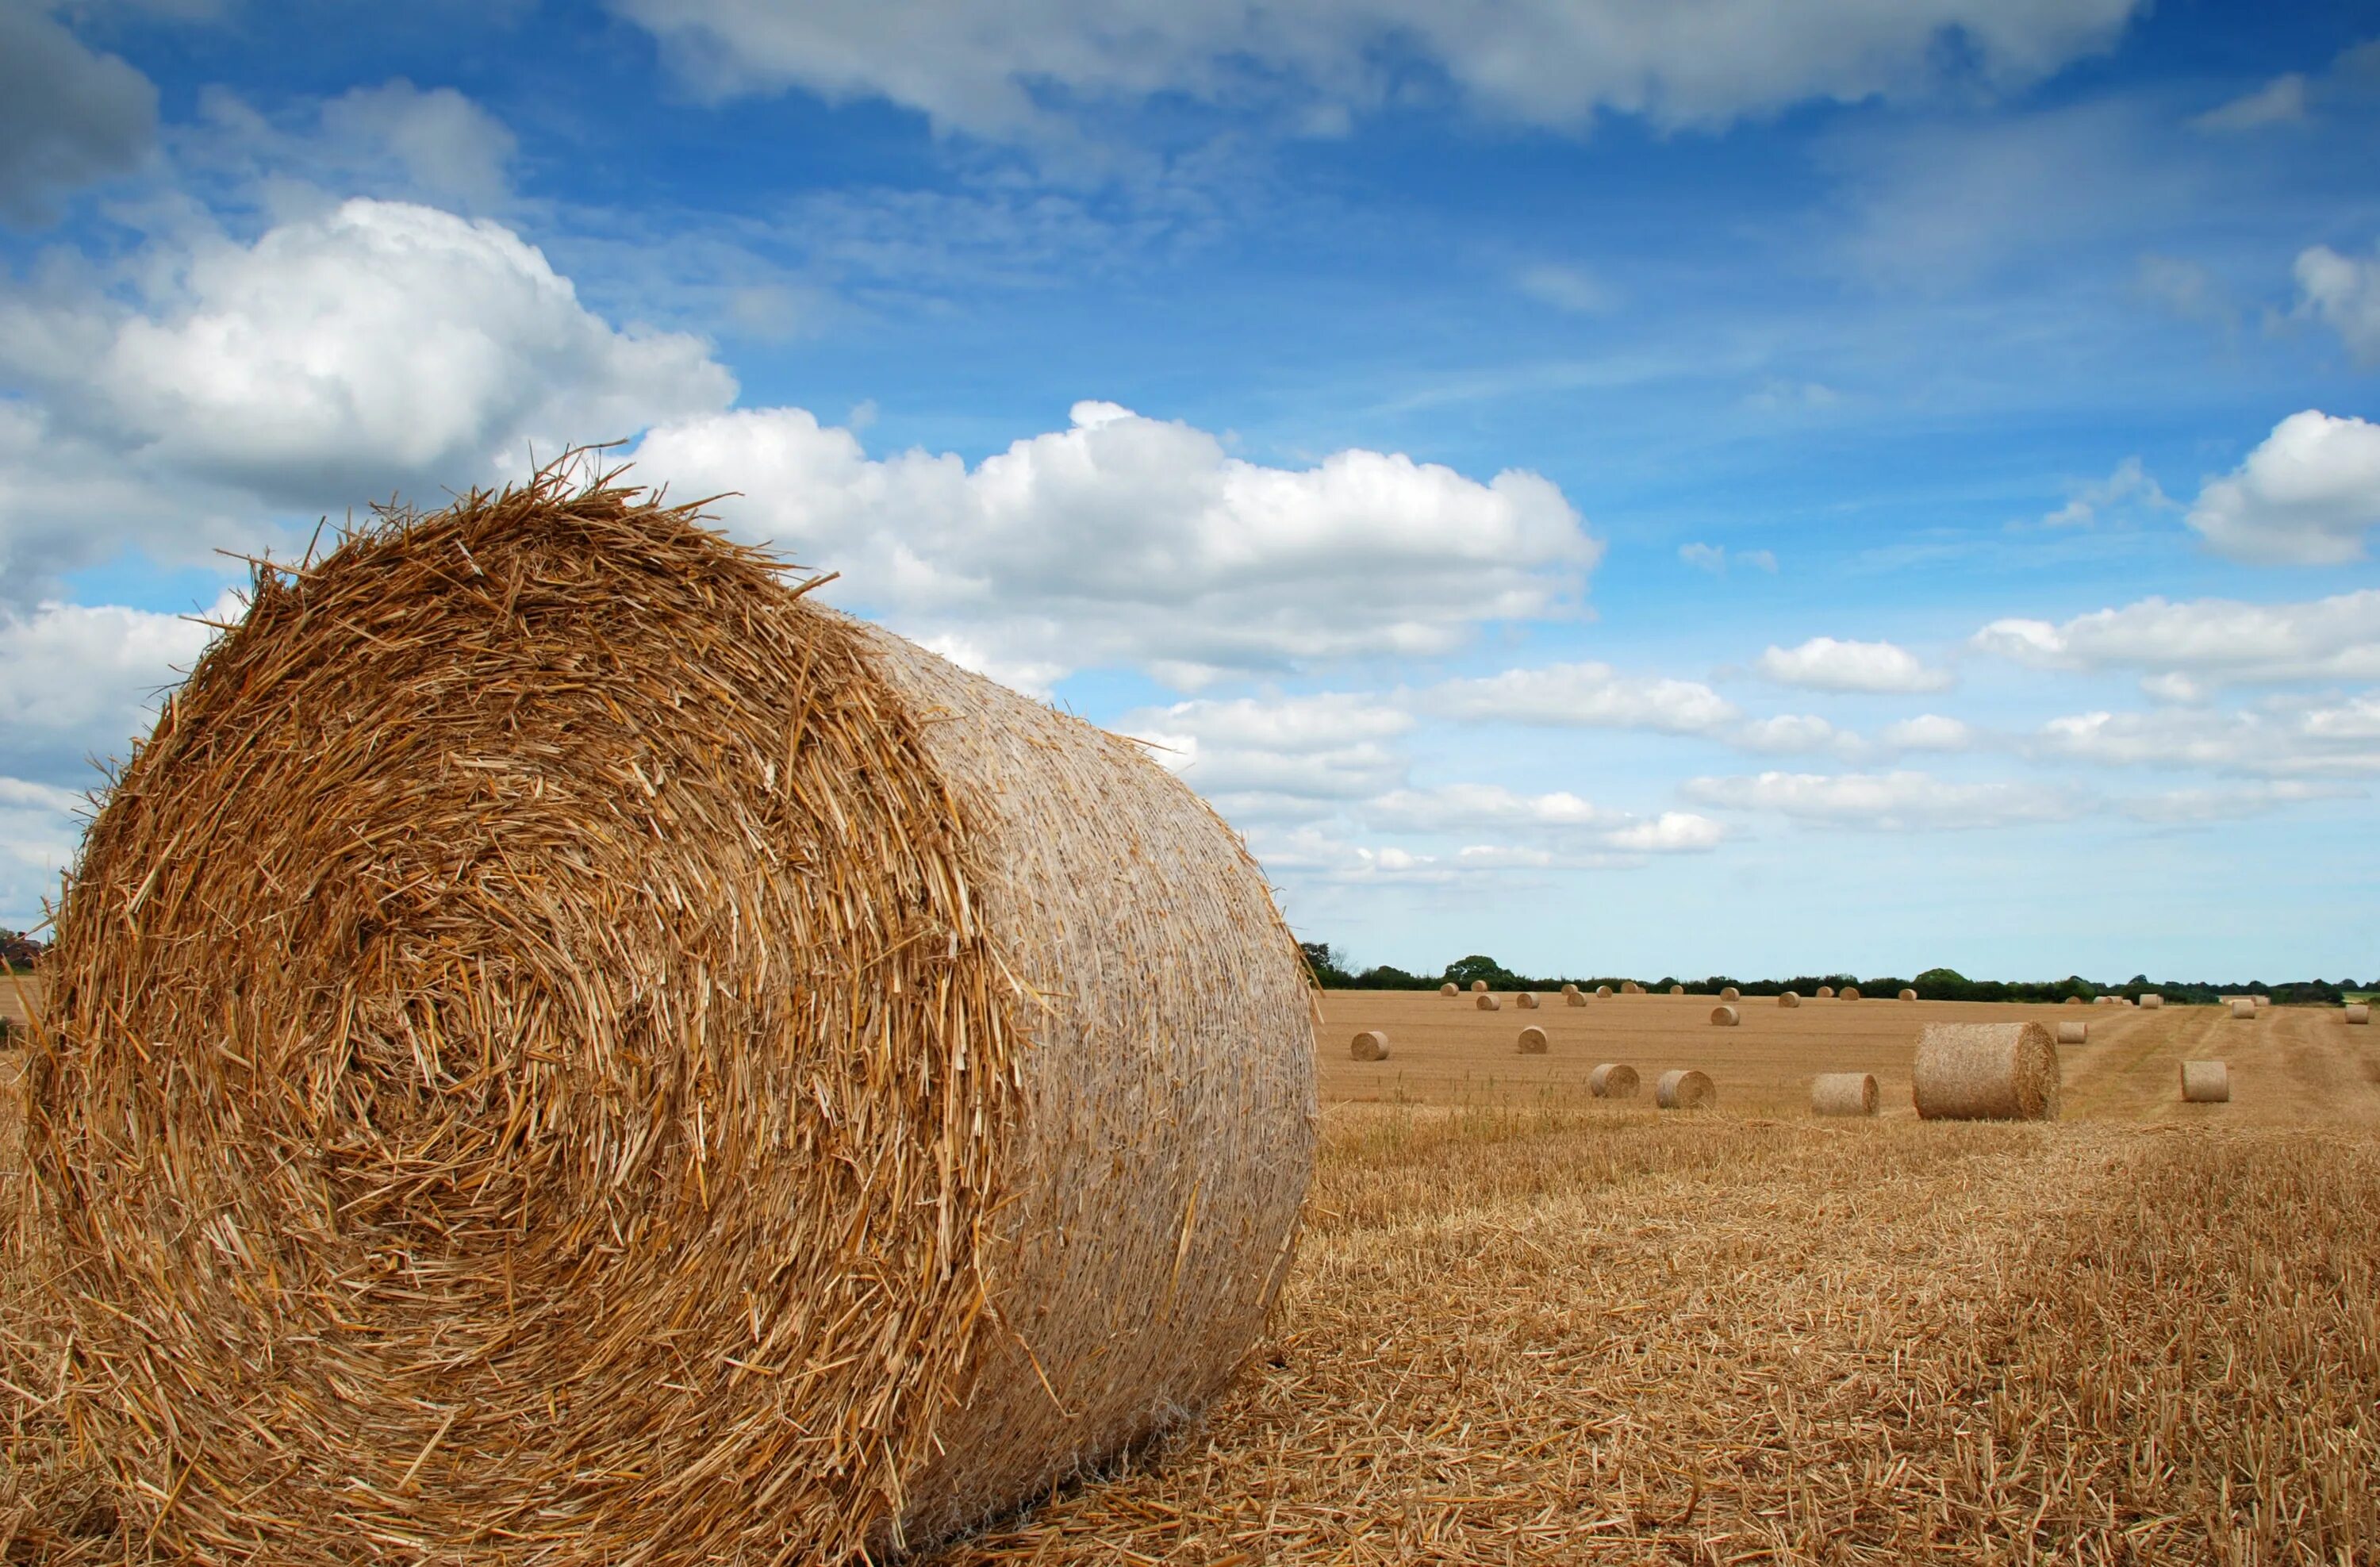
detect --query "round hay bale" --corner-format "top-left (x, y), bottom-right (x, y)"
top-left (1587, 1062), bottom-right (1639, 1098)
top-left (1516, 1025), bottom-right (1549, 1054)
top-left (1514, 992), bottom-right (1540, 1009)
top-left (1840, 985), bottom-right (1861, 1001)
top-left (1471, 980), bottom-right (1489, 993)
top-left (1912, 1022), bottom-right (2059, 1122)
top-left (1595, 985), bottom-right (1614, 998)
top-left (1477, 993), bottom-right (1503, 1011)
top-left (2140, 993), bottom-right (2163, 1009)
top-left (1565, 989), bottom-right (1588, 1007)
top-left (2346, 1004), bottom-right (2370, 1024)
top-left (2253, 994), bottom-right (2271, 1008)
top-left (1777, 990), bottom-right (1801, 1008)
top-left (2180, 1061), bottom-right (2230, 1104)
top-left (21, 475), bottom-right (1317, 1565)
top-left (2229, 998), bottom-right (2256, 1019)
top-left (1439, 981), bottom-right (1458, 997)
top-left (1815, 985), bottom-right (1836, 999)
top-left (1810, 1072), bottom-right (1878, 1117)
top-left (1718, 985), bottom-right (1739, 1000)
top-left (1350, 1029), bottom-right (1390, 1062)
top-left (1655, 1069), bottom-right (1715, 1110)
top-left (2056, 1020), bottom-right (2087, 1045)
top-left (1560, 983), bottom-right (1579, 996)
top-left (1621, 981), bottom-right (1644, 996)
top-left (1898, 988), bottom-right (1917, 1001)
top-left (2063, 995), bottom-right (2084, 1006)
top-left (1668, 984), bottom-right (1684, 996)
top-left (1709, 1004), bottom-right (1740, 1027)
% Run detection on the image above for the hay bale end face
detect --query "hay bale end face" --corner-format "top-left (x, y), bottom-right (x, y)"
top-left (1514, 992), bottom-right (1540, 1009)
top-left (1898, 989), bottom-right (1917, 1001)
top-left (1656, 1069), bottom-right (1715, 1110)
top-left (1439, 981), bottom-right (1458, 997)
top-left (2056, 1020), bottom-right (2088, 1045)
top-left (1565, 990), bottom-right (1587, 1007)
top-left (1560, 983), bottom-right (1579, 996)
top-left (1517, 1026), bottom-right (1549, 1054)
top-left (1777, 990), bottom-right (1801, 1008)
top-left (2180, 1061), bottom-right (2231, 1103)
top-left (1815, 985), bottom-right (1836, 999)
top-left (1709, 1004), bottom-right (1740, 1027)
top-left (1588, 1062), bottom-right (1639, 1098)
top-left (1350, 1030), bottom-right (1390, 1062)
top-left (2347, 1004), bottom-right (2370, 1024)
top-left (2140, 993), bottom-right (2163, 1009)
top-left (1668, 984), bottom-right (1684, 996)
top-left (1471, 980), bottom-right (1489, 993)
top-left (2229, 999), bottom-right (2257, 1019)
top-left (1476, 993), bottom-right (1503, 1011)
top-left (1912, 1022), bottom-right (2059, 1121)
top-left (24, 474), bottom-right (1318, 1565)
top-left (1840, 985), bottom-right (1861, 1001)
top-left (1595, 985), bottom-right (1614, 998)
top-left (1810, 1073), bottom-right (1878, 1117)
top-left (1718, 985), bottom-right (1739, 1000)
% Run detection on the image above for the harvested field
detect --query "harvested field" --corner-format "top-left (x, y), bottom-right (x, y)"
top-left (8, 984), bottom-right (2380, 1563)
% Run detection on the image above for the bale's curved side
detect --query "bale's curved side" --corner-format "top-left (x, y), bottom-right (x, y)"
top-left (1718, 985), bottom-right (1738, 1000)
top-left (2140, 993), bottom-right (2163, 1009)
top-left (2056, 1021), bottom-right (2087, 1045)
top-left (1560, 984), bottom-right (1579, 996)
top-left (1668, 985), bottom-right (1684, 996)
top-left (1476, 994), bottom-right (1502, 1012)
top-left (1516, 1026), bottom-right (1549, 1054)
top-left (1565, 990), bottom-right (1587, 1007)
top-left (1815, 985), bottom-right (1835, 999)
top-left (2347, 1004), bottom-right (2370, 1024)
top-left (1439, 982), bottom-right (1457, 997)
top-left (1350, 1030), bottom-right (1389, 1061)
top-left (1595, 985), bottom-right (1614, 998)
top-left (1709, 1005), bottom-right (1739, 1027)
top-left (1622, 982), bottom-right (1644, 995)
top-left (1655, 1069), bottom-right (1714, 1110)
top-left (1778, 991), bottom-right (1801, 1008)
top-left (1911, 1022), bottom-right (2059, 1121)
top-left (24, 478), bottom-right (1315, 1565)
top-left (1810, 1073), bottom-right (1878, 1116)
top-left (1840, 986), bottom-right (1861, 1001)
top-left (2229, 999), bottom-right (2257, 1019)
top-left (1471, 980), bottom-right (1489, 993)
top-left (1588, 1063), bottom-right (1638, 1099)
top-left (2180, 1061), bottom-right (2230, 1103)
top-left (1515, 993), bottom-right (1540, 1009)
top-left (1899, 989), bottom-right (1917, 1001)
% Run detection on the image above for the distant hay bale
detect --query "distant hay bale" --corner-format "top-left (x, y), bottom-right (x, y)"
top-left (1565, 990), bottom-right (1587, 1007)
top-left (2347, 1004), bottom-right (2370, 1024)
top-left (1471, 980), bottom-right (1489, 993)
top-left (1778, 990), bottom-right (1801, 1008)
top-left (1899, 989), bottom-right (1917, 1001)
top-left (1719, 985), bottom-right (1739, 1000)
top-left (1596, 985), bottom-right (1614, 997)
top-left (1350, 1029), bottom-right (1390, 1062)
top-left (1810, 1073), bottom-right (1878, 1117)
top-left (2140, 993), bottom-right (2163, 1009)
top-left (1668, 984), bottom-right (1684, 996)
top-left (1517, 1025), bottom-right (1549, 1054)
top-left (1913, 1022), bottom-right (2059, 1122)
top-left (2229, 999), bottom-right (2256, 1019)
top-left (1709, 1004), bottom-right (1740, 1027)
top-left (2252, 995), bottom-right (2271, 1009)
top-left (1622, 981), bottom-right (1644, 995)
top-left (1477, 993), bottom-right (1503, 1011)
top-left (18, 473), bottom-right (1317, 1565)
top-left (1656, 1069), bottom-right (1715, 1110)
top-left (2180, 1061), bottom-right (2230, 1104)
top-left (1560, 983), bottom-right (1579, 996)
top-left (1841, 985), bottom-right (1861, 1001)
top-left (1440, 981), bottom-right (1458, 997)
top-left (1816, 985), bottom-right (1836, 999)
top-left (2056, 1021), bottom-right (2087, 1045)
top-left (1515, 992), bottom-right (1540, 1009)
top-left (2064, 995), bottom-right (2084, 1006)
top-left (1588, 1062), bottom-right (1639, 1098)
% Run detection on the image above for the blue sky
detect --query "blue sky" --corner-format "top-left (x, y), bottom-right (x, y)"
top-left (2, 0), bottom-right (2377, 981)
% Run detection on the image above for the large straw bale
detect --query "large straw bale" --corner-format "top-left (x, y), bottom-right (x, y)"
top-left (1565, 989), bottom-right (1587, 1007)
top-left (1587, 1062), bottom-right (1638, 1098)
top-left (1514, 992), bottom-right (1540, 1009)
top-left (2229, 998), bottom-right (2256, 1019)
top-left (1898, 988), bottom-right (1917, 1001)
top-left (1622, 981), bottom-right (1644, 995)
top-left (1595, 985), bottom-right (1614, 998)
top-left (1477, 993), bottom-right (1503, 1011)
top-left (2180, 1061), bottom-right (2230, 1103)
top-left (1516, 1025), bottom-right (1549, 1054)
top-left (1810, 1073), bottom-right (1878, 1116)
top-left (2140, 993), bottom-right (2163, 1009)
top-left (1668, 984), bottom-right (1684, 996)
top-left (2063, 995), bottom-right (2084, 1005)
top-left (1439, 981), bottom-right (1458, 997)
top-left (1777, 990), bottom-right (1801, 1008)
top-left (2056, 1020), bottom-right (2088, 1045)
top-left (1471, 980), bottom-right (1489, 993)
top-left (2253, 994), bottom-right (2271, 1008)
top-left (1560, 983), bottom-right (1579, 996)
top-left (1912, 1022), bottom-right (2059, 1121)
top-left (17, 474), bottom-right (1317, 1565)
top-left (2347, 1004), bottom-right (2370, 1024)
top-left (1709, 1004), bottom-right (1740, 1027)
top-left (1350, 1030), bottom-right (1390, 1062)
top-left (1718, 985), bottom-right (1739, 1000)
top-left (1840, 985), bottom-right (1861, 1001)
top-left (1655, 1069), bottom-right (1715, 1110)
top-left (1815, 985), bottom-right (1836, 999)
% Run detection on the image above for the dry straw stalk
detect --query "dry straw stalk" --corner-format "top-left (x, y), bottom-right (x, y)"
top-left (1656, 1069), bottom-right (1715, 1110)
top-left (1587, 1062), bottom-right (1638, 1098)
top-left (1810, 1072), bottom-right (1879, 1116)
top-left (16, 470), bottom-right (1317, 1565)
top-left (2180, 1061), bottom-right (2231, 1103)
top-left (1913, 1022), bottom-right (2060, 1122)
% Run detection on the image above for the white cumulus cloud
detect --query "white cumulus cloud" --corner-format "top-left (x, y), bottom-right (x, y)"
top-left (1683, 770), bottom-right (2082, 831)
top-left (1115, 693), bottom-right (1413, 809)
top-left (2184, 410), bottom-right (2380, 563)
top-left (2294, 244), bottom-right (2380, 367)
top-left (1974, 588), bottom-right (2380, 684)
top-left (1422, 661), bottom-right (1733, 732)
top-left (0, 596), bottom-right (228, 782)
top-left (2190, 74), bottom-right (2308, 133)
top-left (1754, 636), bottom-right (1951, 693)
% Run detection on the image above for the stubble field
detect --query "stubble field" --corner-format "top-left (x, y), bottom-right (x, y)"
top-left (5, 983), bottom-right (2378, 1562)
